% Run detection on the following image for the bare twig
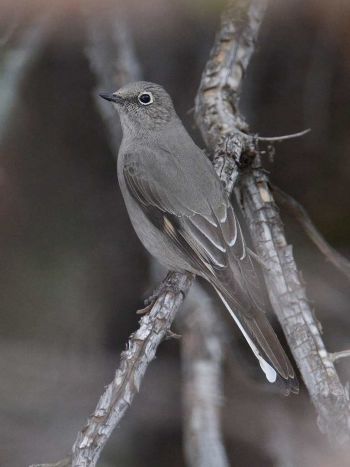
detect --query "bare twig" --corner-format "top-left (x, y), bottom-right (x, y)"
top-left (181, 284), bottom-right (229, 467)
top-left (274, 185), bottom-right (350, 282)
top-left (330, 350), bottom-right (350, 363)
top-left (30, 458), bottom-right (71, 467)
top-left (257, 128), bottom-right (311, 142)
top-left (195, 0), bottom-right (350, 445)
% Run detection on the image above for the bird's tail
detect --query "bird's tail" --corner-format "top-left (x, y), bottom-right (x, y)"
top-left (214, 285), bottom-right (299, 395)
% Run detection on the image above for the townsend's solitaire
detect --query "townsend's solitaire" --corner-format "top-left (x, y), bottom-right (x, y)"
top-left (100, 81), bottom-right (298, 394)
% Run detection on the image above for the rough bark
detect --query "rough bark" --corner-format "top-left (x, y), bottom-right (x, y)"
top-left (195, 0), bottom-right (350, 445)
top-left (71, 272), bottom-right (192, 467)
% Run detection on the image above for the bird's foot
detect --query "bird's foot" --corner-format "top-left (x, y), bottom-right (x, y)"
top-left (165, 329), bottom-right (182, 340)
top-left (136, 273), bottom-right (173, 315)
top-left (136, 271), bottom-right (191, 315)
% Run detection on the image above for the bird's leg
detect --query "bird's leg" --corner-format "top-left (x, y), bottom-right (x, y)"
top-left (136, 271), bottom-right (193, 317)
top-left (136, 277), bottom-right (167, 314)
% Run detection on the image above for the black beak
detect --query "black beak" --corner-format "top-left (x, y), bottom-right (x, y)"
top-left (99, 91), bottom-right (122, 103)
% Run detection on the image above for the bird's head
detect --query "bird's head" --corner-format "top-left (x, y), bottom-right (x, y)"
top-left (99, 81), bottom-right (176, 133)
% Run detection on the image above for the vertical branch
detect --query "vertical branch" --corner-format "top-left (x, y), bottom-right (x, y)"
top-left (195, 0), bottom-right (350, 444)
top-left (182, 284), bottom-right (229, 467)
top-left (195, 0), bottom-right (267, 142)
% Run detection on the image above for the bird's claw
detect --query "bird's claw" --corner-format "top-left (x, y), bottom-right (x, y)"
top-left (165, 329), bottom-right (182, 340)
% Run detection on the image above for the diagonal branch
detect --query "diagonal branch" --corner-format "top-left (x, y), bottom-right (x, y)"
top-left (195, 0), bottom-right (350, 445)
top-left (30, 273), bottom-right (192, 467)
top-left (273, 185), bottom-right (350, 282)
top-left (71, 272), bottom-right (193, 467)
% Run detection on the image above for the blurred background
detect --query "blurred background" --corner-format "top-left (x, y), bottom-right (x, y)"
top-left (0, 0), bottom-right (349, 466)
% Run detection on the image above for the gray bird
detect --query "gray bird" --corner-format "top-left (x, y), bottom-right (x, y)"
top-left (100, 81), bottom-right (298, 394)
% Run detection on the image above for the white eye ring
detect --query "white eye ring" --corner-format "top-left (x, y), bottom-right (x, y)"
top-left (138, 92), bottom-right (154, 105)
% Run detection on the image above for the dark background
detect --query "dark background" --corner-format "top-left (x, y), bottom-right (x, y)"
top-left (0, 0), bottom-right (349, 466)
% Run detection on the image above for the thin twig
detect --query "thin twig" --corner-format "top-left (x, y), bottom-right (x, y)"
top-left (30, 458), bottom-right (71, 467)
top-left (257, 128), bottom-right (311, 142)
top-left (330, 350), bottom-right (350, 363)
top-left (274, 185), bottom-right (350, 282)
top-left (195, 0), bottom-right (350, 445)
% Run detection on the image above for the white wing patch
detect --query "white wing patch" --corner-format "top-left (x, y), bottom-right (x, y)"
top-left (215, 287), bottom-right (277, 383)
top-left (228, 213), bottom-right (238, 246)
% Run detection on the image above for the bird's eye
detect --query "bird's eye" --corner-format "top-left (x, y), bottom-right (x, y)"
top-left (138, 92), bottom-right (153, 105)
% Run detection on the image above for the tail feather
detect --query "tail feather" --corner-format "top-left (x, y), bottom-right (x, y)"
top-left (215, 287), bottom-right (298, 395)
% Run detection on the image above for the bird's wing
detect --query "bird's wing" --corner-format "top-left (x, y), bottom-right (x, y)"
top-left (123, 148), bottom-right (263, 310)
top-left (122, 148), bottom-right (297, 393)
